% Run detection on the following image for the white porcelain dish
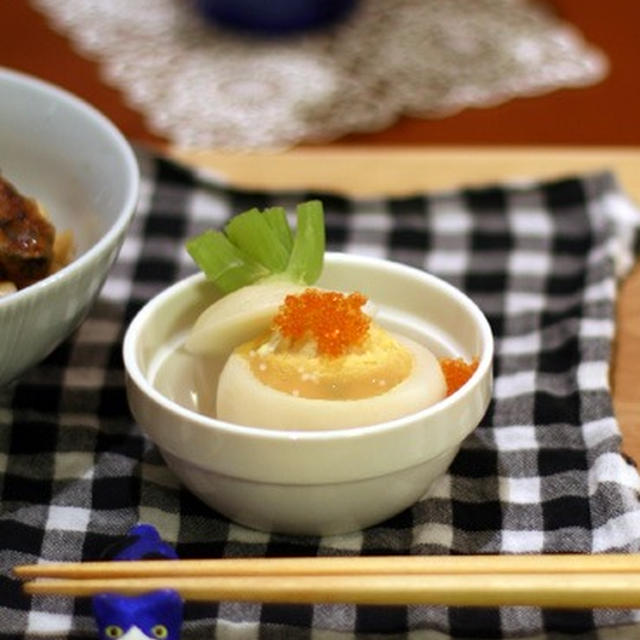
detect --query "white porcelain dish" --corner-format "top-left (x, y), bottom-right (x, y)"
top-left (0, 68), bottom-right (139, 386)
top-left (124, 253), bottom-right (493, 535)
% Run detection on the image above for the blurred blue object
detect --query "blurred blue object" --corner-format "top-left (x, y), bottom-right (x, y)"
top-left (195, 0), bottom-right (358, 35)
top-left (92, 525), bottom-right (183, 640)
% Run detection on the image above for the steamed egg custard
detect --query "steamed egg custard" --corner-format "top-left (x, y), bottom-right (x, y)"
top-left (183, 200), bottom-right (476, 431)
top-left (215, 288), bottom-right (447, 430)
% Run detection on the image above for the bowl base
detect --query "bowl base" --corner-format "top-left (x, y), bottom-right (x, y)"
top-left (160, 446), bottom-right (458, 536)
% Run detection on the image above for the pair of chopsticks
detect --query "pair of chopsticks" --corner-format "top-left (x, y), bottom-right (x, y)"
top-left (14, 554), bottom-right (640, 608)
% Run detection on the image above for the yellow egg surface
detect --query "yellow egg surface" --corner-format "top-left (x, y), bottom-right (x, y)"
top-left (216, 325), bottom-right (446, 430)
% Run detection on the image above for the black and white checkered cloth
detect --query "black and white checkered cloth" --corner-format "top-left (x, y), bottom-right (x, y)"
top-left (2, 147), bottom-right (640, 639)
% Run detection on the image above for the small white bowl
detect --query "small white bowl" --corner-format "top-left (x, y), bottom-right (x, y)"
top-left (124, 253), bottom-right (493, 536)
top-left (0, 68), bottom-right (139, 386)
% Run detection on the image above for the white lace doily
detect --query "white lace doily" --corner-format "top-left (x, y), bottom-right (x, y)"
top-left (32, 0), bottom-right (607, 149)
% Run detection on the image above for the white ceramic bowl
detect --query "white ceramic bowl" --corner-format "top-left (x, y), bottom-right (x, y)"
top-left (124, 253), bottom-right (493, 536)
top-left (0, 68), bottom-right (139, 386)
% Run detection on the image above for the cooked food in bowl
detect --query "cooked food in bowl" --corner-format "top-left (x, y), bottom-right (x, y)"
top-left (180, 201), bottom-right (477, 430)
top-left (213, 286), bottom-right (447, 430)
top-left (0, 174), bottom-right (73, 296)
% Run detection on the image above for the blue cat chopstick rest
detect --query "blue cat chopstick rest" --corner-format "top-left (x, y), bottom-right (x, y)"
top-left (92, 524), bottom-right (183, 640)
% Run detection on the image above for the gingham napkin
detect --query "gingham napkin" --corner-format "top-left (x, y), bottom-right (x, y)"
top-left (1, 147), bottom-right (640, 639)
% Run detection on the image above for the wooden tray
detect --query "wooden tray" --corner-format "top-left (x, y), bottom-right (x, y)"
top-left (171, 146), bottom-right (640, 461)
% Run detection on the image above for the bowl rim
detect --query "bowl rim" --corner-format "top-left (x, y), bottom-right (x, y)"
top-left (0, 66), bottom-right (140, 308)
top-left (123, 252), bottom-right (494, 443)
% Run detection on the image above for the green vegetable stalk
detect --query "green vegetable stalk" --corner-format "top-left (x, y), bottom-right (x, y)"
top-left (186, 200), bottom-right (325, 294)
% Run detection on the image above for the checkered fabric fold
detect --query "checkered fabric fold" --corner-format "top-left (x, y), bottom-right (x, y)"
top-left (1, 147), bottom-right (640, 639)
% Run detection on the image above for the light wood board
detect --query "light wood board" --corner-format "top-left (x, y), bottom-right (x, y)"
top-left (171, 146), bottom-right (640, 461)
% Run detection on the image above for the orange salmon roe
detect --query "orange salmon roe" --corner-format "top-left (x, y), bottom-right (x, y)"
top-left (273, 288), bottom-right (370, 357)
top-left (440, 357), bottom-right (479, 396)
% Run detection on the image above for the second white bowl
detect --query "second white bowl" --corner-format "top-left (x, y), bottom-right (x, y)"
top-left (0, 68), bottom-right (139, 386)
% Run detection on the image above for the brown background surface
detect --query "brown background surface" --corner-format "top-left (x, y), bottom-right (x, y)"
top-left (1, 1), bottom-right (639, 147)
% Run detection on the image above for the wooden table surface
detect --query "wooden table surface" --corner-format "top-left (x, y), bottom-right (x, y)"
top-left (1, 3), bottom-right (639, 458)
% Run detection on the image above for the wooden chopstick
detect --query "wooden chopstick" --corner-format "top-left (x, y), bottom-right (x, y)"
top-left (15, 554), bottom-right (640, 608)
top-left (17, 572), bottom-right (640, 608)
top-left (13, 553), bottom-right (640, 579)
